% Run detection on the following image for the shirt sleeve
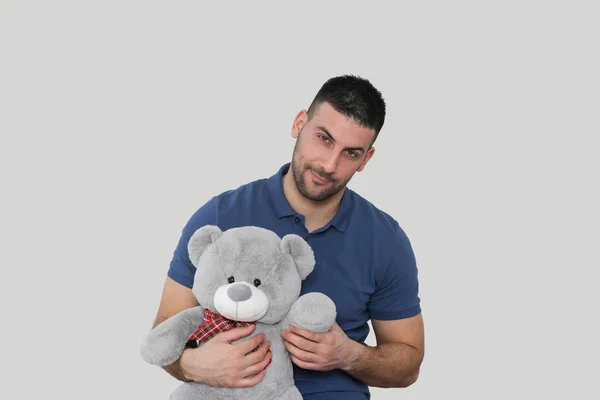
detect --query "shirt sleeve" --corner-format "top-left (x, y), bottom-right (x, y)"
top-left (368, 225), bottom-right (421, 320)
top-left (167, 196), bottom-right (219, 288)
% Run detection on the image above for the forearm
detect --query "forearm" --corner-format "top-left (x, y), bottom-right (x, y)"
top-left (342, 341), bottom-right (423, 388)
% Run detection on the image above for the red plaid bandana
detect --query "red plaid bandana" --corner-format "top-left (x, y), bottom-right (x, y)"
top-left (189, 308), bottom-right (255, 342)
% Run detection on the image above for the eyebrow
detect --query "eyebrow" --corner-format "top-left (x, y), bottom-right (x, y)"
top-left (316, 126), bottom-right (366, 153)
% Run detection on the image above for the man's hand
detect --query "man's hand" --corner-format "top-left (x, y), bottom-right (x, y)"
top-left (179, 324), bottom-right (272, 388)
top-left (281, 322), bottom-right (357, 371)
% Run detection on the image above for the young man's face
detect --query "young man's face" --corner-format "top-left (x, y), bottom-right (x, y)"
top-left (290, 102), bottom-right (376, 202)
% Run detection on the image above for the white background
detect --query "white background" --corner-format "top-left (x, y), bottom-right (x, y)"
top-left (1, 1), bottom-right (599, 399)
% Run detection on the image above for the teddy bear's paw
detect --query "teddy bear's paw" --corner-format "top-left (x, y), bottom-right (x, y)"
top-left (287, 292), bottom-right (337, 333)
top-left (140, 331), bottom-right (183, 366)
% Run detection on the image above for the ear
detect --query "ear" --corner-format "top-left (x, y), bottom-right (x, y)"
top-left (291, 110), bottom-right (308, 139)
top-left (357, 146), bottom-right (375, 172)
top-left (280, 233), bottom-right (315, 280)
top-left (187, 225), bottom-right (222, 267)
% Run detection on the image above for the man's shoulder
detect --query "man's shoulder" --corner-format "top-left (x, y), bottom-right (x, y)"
top-left (349, 188), bottom-right (406, 238)
top-left (182, 175), bottom-right (269, 224)
top-left (207, 176), bottom-right (269, 207)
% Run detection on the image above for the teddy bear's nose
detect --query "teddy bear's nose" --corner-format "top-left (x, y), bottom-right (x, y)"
top-left (227, 283), bottom-right (252, 302)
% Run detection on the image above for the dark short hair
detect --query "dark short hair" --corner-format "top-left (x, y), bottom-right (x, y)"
top-left (306, 74), bottom-right (386, 143)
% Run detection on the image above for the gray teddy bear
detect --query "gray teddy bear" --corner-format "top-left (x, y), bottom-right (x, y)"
top-left (140, 225), bottom-right (337, 400)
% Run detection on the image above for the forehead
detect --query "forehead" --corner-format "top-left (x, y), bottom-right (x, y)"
top-left (308, 102), bottom-right (376, 148)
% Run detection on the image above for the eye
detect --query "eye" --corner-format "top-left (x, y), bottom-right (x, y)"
top-left (346, 150), bottom-right (358, 158)
top-left (228, 276), bottom-right (235, 283)
top-left (253, 279), bottom-right (261, 287)
top-left (318, 134), bottom-right (330, 143)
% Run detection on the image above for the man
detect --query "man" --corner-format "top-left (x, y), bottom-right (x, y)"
top-left (150, 75), bottom-right (425, 399)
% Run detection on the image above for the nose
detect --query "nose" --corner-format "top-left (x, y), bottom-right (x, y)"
top-left (322, 153), bottom-right (340, 175)
top-left (227, 283), bottom-right (252, 302)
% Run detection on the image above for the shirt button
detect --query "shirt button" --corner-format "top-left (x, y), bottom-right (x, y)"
top-left (294, 217), bottom-right (300, 223)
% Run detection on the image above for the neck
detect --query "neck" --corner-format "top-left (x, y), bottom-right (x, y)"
top-left (282, 168), bottom-right (343, 230)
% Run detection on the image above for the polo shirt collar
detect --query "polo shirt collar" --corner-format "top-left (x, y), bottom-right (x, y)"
top-left (266, 163), bottom-right (353, 232)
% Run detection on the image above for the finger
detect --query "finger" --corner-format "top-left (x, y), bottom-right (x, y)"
top-left (290, 354), bottom-right (321, 371)
top-left (288, 325), bottom-right (324, 343)
top-left (283, 330), bottom-right (320, 353)
top-left (242, 339), bottom-right (271, 366)
top-left (235, 332), bottom-right (267, 355)
top-left (236, 366), bottom-right (267, 387)
top-left (243, 348), bottom-right (272, 377)
top-left (213, 324), bottom-right (257, 343)
top-left (284, 339), bottom-right (321, 364)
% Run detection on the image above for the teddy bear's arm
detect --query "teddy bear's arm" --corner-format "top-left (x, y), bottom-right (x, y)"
top-left (140, 306), bottom-right (205, 366)
top-left (278, 292), bottom-right (337, 334)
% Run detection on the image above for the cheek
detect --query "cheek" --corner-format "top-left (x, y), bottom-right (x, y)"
top-left (305, 146), bottom-right (334, 167)
top-left (336, 162), bottom-right (362, 181)
top-left (299, 136), bottom-right (327, 158)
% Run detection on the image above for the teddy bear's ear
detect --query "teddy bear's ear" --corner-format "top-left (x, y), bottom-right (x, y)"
top-left (187, 225), bottom-right (222, 267)
top-left (280, 234), bottom-right (316, 280)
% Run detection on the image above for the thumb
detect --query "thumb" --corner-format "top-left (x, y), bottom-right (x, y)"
top-left (213, 324), bottom-right (256, 343)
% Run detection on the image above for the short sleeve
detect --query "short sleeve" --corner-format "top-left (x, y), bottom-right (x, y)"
top-left (368, 226), bottom-right (421, 320)
top-left (167, 196), bottom-right (219, 288)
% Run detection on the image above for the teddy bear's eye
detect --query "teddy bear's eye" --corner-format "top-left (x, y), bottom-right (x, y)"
top-left (253, 279), bottom-right (261, 287)
top-left (228, 276), bottom-right (235, 284)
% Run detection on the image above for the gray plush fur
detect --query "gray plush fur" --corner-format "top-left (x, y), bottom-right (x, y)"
top-left (140, 225), bottom-right (337, 400)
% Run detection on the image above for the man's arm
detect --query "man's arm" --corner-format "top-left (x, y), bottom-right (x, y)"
top-left (150, 276), bottom-right (200, 381)
top-left (342, 313), bottom-right (425, 388)
top-left (282, 312), bottom-right (424, 388)
top-left (147, 276), bottom-right (273, 386)
top-left (282, 225), bottom-right (424, 386)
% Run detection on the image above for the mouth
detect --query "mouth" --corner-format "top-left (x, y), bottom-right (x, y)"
top-left (310, 169), bottom-right (330, 185)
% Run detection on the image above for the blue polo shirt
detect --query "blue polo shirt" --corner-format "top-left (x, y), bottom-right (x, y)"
top-left (168, 163), bottom-right (421, 399)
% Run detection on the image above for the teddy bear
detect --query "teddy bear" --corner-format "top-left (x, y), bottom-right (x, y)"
top-left (140, 224), bottom-right (337, 400)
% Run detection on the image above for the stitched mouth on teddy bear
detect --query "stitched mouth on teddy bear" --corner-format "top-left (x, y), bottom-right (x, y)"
top-left (213, 281), bottom-right (269, 322)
